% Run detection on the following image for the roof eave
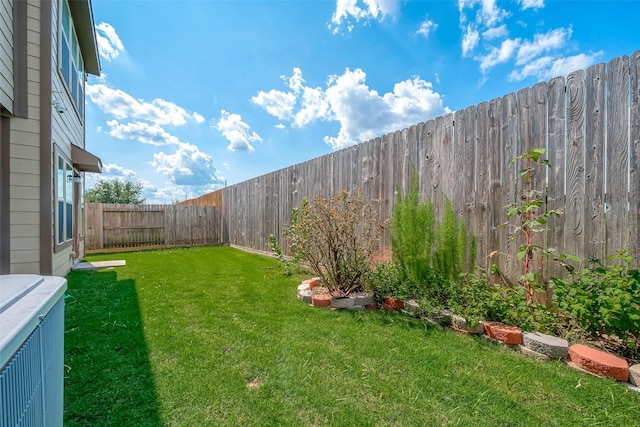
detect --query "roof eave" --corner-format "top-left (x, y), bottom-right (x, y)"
top-left (68, 0), bottom-right (101, 76)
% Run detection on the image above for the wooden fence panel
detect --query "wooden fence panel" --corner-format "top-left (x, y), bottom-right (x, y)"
top-left (565, 70), bottom-right (586, 262)
top-left (487, 97), bottom-right (503, 276)
top-left (606, 56), bottom-right (630, 257)
top-left (502, 92), bottom-right (519, 284)
top-left (85, 203), bottom-right (223, 252)
top-left (547, 76), bottom-right (566, 278)
top-left (630, 50), bottom-right (640, 263)
top-left (584, 62), bottom-right (606, 264)
top-left (453, 108), bottom-right (466, 221)
top-left (476, 102), bottom-right (489, 269)
top-left (463, 105), bottom-right (478, 268)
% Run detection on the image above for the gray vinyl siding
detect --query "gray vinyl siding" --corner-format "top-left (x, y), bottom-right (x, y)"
top-left (0, 0), bottom-right (13, 112)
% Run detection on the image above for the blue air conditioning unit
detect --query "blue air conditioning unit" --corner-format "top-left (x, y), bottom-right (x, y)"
top-left (0, 275), bottom-right (67, 427)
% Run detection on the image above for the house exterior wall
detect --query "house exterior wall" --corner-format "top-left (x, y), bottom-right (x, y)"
top-left (0, 0), bottom-right (14, 113)
top-left (8, 0), bottom-right (42, 274)
top-left (51, 0), bottom-right (86, 275)
top-left (1, 0), bottom-right (98, 276)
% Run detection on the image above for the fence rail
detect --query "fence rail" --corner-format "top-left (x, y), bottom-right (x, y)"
top-left (218, 51), bottom-right (640, 283)
top-left (85, 203), bottom-right (223, 252)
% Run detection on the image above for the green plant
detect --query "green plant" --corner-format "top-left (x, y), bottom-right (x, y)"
top-left (367, 261), bottom-right (409, 303)
top-left (433, 197), bottom-right (476, 281)
top-left (286, 190), bottom-right (383, 296)
top-left (448, 273), bottom-right (492, 324)
top-left (553, 250), bottom-right (640, 360)
top-left (492, 148), bottom-right (576, 320)
top-left (390, 171), bottom-right (435, 284)
top-left (269, 233), bottom-right (303, 276)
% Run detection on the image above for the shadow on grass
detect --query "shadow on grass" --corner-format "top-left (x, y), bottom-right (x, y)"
top-left (64, 270), bottom-right (162, 427)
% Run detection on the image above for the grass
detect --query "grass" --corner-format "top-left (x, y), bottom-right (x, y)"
top-left (64, 246), bottom-right (640, 426)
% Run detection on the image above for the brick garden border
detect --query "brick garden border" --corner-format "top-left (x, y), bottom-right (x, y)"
top-left (297, 278), bottom-right (640, 392)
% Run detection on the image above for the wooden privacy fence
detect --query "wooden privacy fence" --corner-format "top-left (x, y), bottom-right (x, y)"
top-left (85, 204), bottom-right (223, 252)
top-left (219, 51), bottom-right (640, 284)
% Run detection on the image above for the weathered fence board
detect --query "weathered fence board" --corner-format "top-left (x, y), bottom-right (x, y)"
top-left (547, 76), bottom-right (565, 278)
top-left (585, 62), bottom-right (606, 264)
top-left (476, 102), bottom-right (489, 269)
top-left (565, 70), bottom-right (586, 262)
top-left (85, 203), bottom-right (222, 251)
top-left (630, 51), bottom-right (640, 263)
top-left (606, 56), bottom-right (630, 256)
top-left (502, 91), bottom-right (519, 283)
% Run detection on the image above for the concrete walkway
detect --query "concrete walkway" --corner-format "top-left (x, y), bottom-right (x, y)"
top-left (72, 260), bottom-right (126, 270)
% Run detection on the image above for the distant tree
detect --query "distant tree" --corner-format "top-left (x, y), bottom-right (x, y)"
top-left (85, 179), bottom-right (145, 204)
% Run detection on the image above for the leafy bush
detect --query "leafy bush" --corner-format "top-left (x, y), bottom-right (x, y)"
top-left (286, 190), bottom-right (383, 296)
top-left (553, 251), bottom-right (640, 359)
top-left (366, 262), bottom-right (408, 304)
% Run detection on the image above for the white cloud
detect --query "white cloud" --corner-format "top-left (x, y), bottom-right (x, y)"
top-left (478, 38), bottom-right (520, 73)
top-left (515, 27), bottom-right (571, 65)
top-left (546, 52), bottom-right (602, 78)
top-left (293, 86), bottom-right (331, 127)
top-left (510, 51), bottom-right (602, 81)
top-left (86, 83), bottom-right (200, 126)
top-left (151, 142), bottom-right (224, 186)
top-left (458, 0), bottom-right (510, 58)
top-left (329, 0), bottom-right (400, 34)
top-left (324, 70), bottom-right (449, 149)
top-left (216, 110), bottom-right (263, 152)
top-left (416, 18), bottom-right (438, 38)
top-left (520, 0), bottom-right (544, 10)
top-left (477, 0), bottom-right (510, 28)
top-left (508, 55), bottom-right (553, 81)
top-left (95, 22), bottom-right (124, 62)
top-left (102, 163), bottom-right (138, 178)
top-left (255, 67), bottom-right (447, 150)
top-left (461, 24), bottom-right (480, 56)
top-left (250, 89), bottom-right (296, 120)
top-left (193, 112), bottom-right (205, 123)
top-left (482, 24), bottom-right (508, 40)
top-left (106, 120), bottom-right (182, 146)
top-left (286, 68), bottom-right (306, 93)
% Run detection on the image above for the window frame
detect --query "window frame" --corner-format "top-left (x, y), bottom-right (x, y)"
top-left (55, 152), bottom-right (74, 250)
top-left (57, 0), bottom-right (86, 121)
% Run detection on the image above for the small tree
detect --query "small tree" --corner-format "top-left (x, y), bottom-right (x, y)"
top-left (287, 190), bottom-right (383, 296)
top-left (85, 179), bottom-right (145, 204)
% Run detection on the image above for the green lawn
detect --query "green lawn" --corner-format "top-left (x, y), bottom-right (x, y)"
top-left (64, 246), bottom-right (640, 426)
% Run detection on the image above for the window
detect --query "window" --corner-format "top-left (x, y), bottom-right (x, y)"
top-left (59, 0), bottom-right (85, 118)
top-left (57, 155), bottom-right (74, 245)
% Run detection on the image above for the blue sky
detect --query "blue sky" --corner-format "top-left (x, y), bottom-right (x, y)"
top-left (86, 0), bottom-right (640, 203)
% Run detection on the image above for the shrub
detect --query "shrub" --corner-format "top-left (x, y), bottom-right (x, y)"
top-left (286, 190), bottom-right (383, 296)
top-left (390, 172), bottom-right (435, 284)
top-left (433, 197), bottom-right (476, 281)
top-left (552, 251), bottom-right (640, 360)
